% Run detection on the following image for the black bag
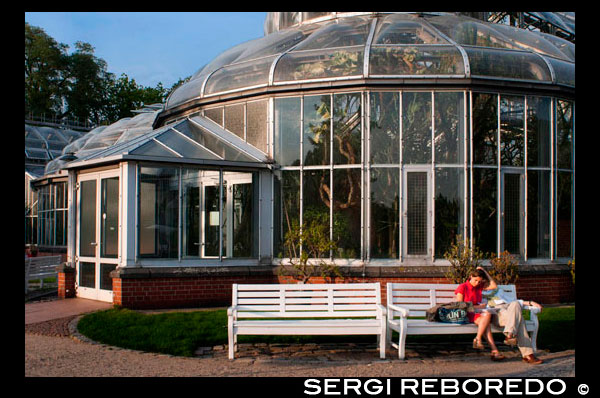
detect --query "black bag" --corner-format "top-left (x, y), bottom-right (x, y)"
top-left (426, 301), bottom-right (473, 324)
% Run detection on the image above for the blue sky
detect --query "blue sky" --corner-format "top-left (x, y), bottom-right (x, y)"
top-left (25, 12), bottom-right (268, 89)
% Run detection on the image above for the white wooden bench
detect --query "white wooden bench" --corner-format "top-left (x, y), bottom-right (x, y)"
top-left (227, 283), bottom-right (387, 360)
top-left (25, 255), bottom-right (62, 293)
top-left (386, 283), bottom-right (540, 359)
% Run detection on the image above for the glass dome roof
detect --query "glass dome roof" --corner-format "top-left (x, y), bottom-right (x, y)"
top-left (165, 12), bottom-right (574, 112)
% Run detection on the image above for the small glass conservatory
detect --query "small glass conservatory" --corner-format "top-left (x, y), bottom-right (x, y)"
top-left (38, 12), bottom-right (574, 303)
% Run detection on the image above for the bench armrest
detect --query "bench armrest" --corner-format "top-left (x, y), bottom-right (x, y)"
top-left (387, 303), bottom-right (409, 318)
top-left (523, 305), bottom-right (541, 314)
top-left (227, 306), bottom-right (237, 320)
top-left (376, 304), bottom-right (387, 318)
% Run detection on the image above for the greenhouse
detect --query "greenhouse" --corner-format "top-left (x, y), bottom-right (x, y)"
top-left (30, 12), bottom-right (574, 307)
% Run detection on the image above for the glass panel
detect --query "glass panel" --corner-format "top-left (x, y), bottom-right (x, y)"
top-left (274, 47), bottom-right (364, 82)
top-left (374, 14), bottom-right (449, 44)
top-left (303, 95), bottom-right (330, 166)
top-left (370, 46), bottom-right (464, 76)
top-left (281, 170), bottom-right (300, 247)
top-left (101, 177), bottom-right (119, 258)
top-left (228, 172), bottom-right (258, 258)
top-left (434, 92), bottom-right (464, 164)
top-left (435, 168), bottom-right (464, 258)
top-left (203, 184), bottom-right (221, 257)
top-left (246, 100), bottom-right (268, 153)
top-left (370, 167), bottom-right (399, 259)
top-left (204, 107), bottom-right (224, 126)
top-left (472, 93), bottom-right (498, 165)
top-left (182, 169), bottom-right (220, 257)
top-left (402, 92), bottom-right (432, 164)
top-left (544, 56), bottom-right (574, 87)
top-left (556, 172), bottom-right (572, 257)
top-left (100, 264), bottom-right (116, 291)
top-left (503, 173), bottom-right (523, 256)
top-left (406, 171), bottom-right (428, 255)
top-left (557, 100), bottom-right (573, 170)
top-left (472, 168), bottom-right (497, 254)
top-left (138, 167), bottom-right (179, 258)
top-left (500, 96), bottom-right (525, 167)
top-left (55, 210), bottom-right (65, 246)
top-left (79, 180), bottom-right (97, 257)
top-left (303, 169), bottom-right (330, 258)
top-left (527, 170), bottom-right (550, 258)
top-left (333, 93), bottom-right (361, 165)
top-left (224, 103), bottom-right (245, 139)
top-left (369, 92), bottom-right (400, 164)
top-left (155, 131), bottom-right (220, 160)
top-left (294, 19), bottom-right (371, 50)
top-left (177, 120), bottom-right (256, 162)
top-left (79, 262), bottom-right (95, 288)
top-left (204, 56), bottom-right (275, 95)
top-left (465, 47), bottom-right (552, 82)
top-left (426, 16), bottom-right (521, 49)
top-left (333, 168), bottom-right (361, 259)
top-left (274, 97), bottom-right (301, 166)
top-left (527, 97), bottom-right (551, 167)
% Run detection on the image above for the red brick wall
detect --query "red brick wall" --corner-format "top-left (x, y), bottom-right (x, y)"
top-left (57, 268), bottom-right (76, 298)
top-left (106, 272), bottom-right (574, 310)
top-left (113, 275), bottom-right (273, 309)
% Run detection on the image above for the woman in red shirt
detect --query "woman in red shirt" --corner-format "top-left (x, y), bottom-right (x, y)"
top-left (455, 267), bottom-right (505, 361)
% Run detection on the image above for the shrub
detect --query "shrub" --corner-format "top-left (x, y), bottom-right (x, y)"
top-left (444, 235), bottom-right (486, 283)
top-left (488, 251), bottom-right (519, 284)
top-left (569, 259), bottom-right (575, 284)
top-left (278, 219), bottom-right (341, 283)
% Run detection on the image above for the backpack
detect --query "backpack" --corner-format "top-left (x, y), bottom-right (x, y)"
top-left (426, 301), bottom-right (473, 324)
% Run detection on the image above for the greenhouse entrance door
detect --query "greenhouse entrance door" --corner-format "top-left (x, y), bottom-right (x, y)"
top-left (402, 167), bottom-right (431, 260)
top-left (76, 171), bottom-right (120, 302)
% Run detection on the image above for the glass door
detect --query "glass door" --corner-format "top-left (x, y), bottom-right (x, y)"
top-left (402, 167), bottom-right (431, 260)
top-left (76, 171), bottom-right (120, 302)
top-left (501, 171), bottom-right (525, 257)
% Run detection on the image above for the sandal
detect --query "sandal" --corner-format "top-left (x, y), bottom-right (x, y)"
top-left (504, 335), bottom-right (518, 346)
top-left (491, 350), bottom-right (506, 361)
top-left (473, 338), bottom-right (485, 350)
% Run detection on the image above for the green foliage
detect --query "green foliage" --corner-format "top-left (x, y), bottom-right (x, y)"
top-left (568, 258), bottom-right (575, 284)
top-left (25, 23), bottom-right (182, 126)
top-left (443, 235), bottom-right (486, 283)
top-left (488, 251), bottom-right (519, 284)
top-left (279, 219), bottom-right (341, 283)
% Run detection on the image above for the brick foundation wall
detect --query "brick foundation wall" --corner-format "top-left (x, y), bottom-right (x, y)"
top-left (56, 264), bottom-right (76, 298)
top-left (105, 264), bottom-right (574, 310)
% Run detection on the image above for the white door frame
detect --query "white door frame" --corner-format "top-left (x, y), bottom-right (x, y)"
top-left (76, 170), bottom-right (120, 302)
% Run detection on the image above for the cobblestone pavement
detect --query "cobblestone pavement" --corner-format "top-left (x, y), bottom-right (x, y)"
top-left (25, 315), bottom-right (575, 378)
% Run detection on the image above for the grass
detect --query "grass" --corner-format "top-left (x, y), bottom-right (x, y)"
top-left (77, 306), bottom-right (575, 358)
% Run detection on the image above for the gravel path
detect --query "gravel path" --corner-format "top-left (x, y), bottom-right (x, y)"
top-left (25, 316), bottom-right (575, 378)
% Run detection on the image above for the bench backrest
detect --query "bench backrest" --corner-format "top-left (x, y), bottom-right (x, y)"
top-left (26, 256), bottom-right (61, 277)
top-left (387, 283), bottom-right (517, 318)
top-left (232, 283), bottom-right (382, 319)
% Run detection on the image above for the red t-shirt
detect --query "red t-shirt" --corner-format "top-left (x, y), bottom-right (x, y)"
top-left (455, 281), bottom-right (484, 306)
top-left (455, 281), bottom-right (484, 323)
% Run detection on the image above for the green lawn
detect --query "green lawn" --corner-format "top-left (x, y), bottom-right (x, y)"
top-left (76, 306), bottom-right (574, 357)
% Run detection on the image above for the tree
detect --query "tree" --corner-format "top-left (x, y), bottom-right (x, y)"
top-left (63, 41), bottom-right (114, 125)
top-left (25, 23), bottom-right (69, 117)
top-left (105, 74), bottom-right (167, 122)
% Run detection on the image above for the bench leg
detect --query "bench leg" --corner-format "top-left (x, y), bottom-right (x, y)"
top-left (379, 324), bottom-right (386, 359)
top-left (227, 314), bottom-right (235, 360)
top-left (398, 322), bottom-right (407, 360)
